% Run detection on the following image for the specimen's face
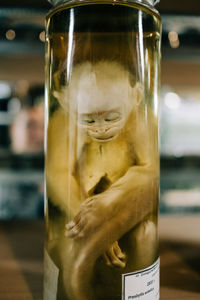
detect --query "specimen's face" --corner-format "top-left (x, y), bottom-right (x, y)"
top-left (60, 61), bottom-right (140, 142)
top-left (78, 107), bottom-right (125, 142)
top-left (77, 80), bottom-right (131, 142)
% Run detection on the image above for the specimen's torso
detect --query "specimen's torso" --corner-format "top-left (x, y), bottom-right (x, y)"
top-left (76, 136), bottom-right (135, 196)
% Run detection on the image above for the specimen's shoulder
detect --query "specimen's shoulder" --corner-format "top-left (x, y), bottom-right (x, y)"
top-left (48, 108), bottom-right (68, 131)
top-left (128, 105), bottom-right (158, 166)
top-left (46, 109), bottom-right (69, 165)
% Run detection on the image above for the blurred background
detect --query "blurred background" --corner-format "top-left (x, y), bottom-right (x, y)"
top-left (0, 0), bottom-right (200, 219)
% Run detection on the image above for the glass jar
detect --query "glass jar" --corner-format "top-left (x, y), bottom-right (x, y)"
top-left (44, 0), bottom-right (161, 299)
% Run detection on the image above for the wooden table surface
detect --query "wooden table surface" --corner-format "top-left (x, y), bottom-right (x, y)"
top-left (0, 215), bottom-right (200, 300)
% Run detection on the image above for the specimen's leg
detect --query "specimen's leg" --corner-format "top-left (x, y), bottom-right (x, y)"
top-left (59, 216), bottom-right (157, 300)
top-left (59, 235), bottom-right (97, 300)
top-left (61, 213), bottom-right (132, 300)
top-left (128, 216), bottom-right (158, 271)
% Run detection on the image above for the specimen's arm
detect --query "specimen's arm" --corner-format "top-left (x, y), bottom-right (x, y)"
top-left (103, 162), bottom-right (159, 226)
top-left (46, 109), bottom-right (81, 217)
top-left (100, 108), bottom-right (159, 226)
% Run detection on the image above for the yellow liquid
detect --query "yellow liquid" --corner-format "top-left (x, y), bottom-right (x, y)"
top-left (45, 2), bottom-right (161, 299)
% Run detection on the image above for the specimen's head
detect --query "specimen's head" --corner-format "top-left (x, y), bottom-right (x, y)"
top-left (56, 61), bottom-right (142, 142)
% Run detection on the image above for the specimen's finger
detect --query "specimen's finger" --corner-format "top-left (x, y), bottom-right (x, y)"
top-left (65, 213), bottom-right (81, 230)
top-left (113, 241), bottom-right (126, 260)
top-left (73, 212), bottom-right (82, 224)
top-left (65, 224), bottom-right (81, 237)
top-left (103, 253), bottom-right (112, 267)
top-left (110, 253), bottom-right (126, 268)
top-left (65, 220), bottom-right (76, 230)
top-left (106, 245), bottom-right (115, 259)
top-left (112, 259), bottom-right (126, 268)
top-left (106, 244), bottom-right (126, 268)
top-left (72, 215), bottom-right (90, 239)
top-left (76, 219), bottom-right (92, 238)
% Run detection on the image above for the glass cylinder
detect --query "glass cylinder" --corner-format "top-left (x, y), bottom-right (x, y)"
top-left (44, 0), bottom-right (161, 299)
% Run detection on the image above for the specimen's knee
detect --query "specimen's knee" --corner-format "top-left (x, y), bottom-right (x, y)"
top-left (69, 251), bottom-right (94, 300)
top-left (135, 219), bottom-right (157, 245)
top-left (60, 247), bottom-right (90, 300)
top-left (131, 218), bottom-right (158, 269)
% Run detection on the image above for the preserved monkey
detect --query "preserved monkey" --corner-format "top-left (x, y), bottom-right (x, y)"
top-left (44, 1), bottom-right (161, 300)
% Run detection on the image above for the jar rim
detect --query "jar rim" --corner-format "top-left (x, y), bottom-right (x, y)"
top-left (48, 0), bottom-right (160, 7)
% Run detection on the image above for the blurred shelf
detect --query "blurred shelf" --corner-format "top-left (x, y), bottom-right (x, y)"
top-left (0, 150), bottom-right (44, 169)
top-left (161, 155), bottom-right (200, 169)
top-left (0, 169), bottom-right (43, 184)
top-left (160, 155), bottom-right (200, 214)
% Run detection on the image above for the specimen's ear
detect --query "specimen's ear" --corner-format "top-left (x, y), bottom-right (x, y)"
top-left (52, 66), bottom-right (70, 112)
top-left (133, 82), bottom-right (144, 106)
top-left (53, 87), bottom-right (69, 113)
top-left (129, 71), bottom-right (144, 106)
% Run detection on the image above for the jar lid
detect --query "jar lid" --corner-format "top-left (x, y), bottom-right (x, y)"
top-left (48, 0), bottom-right (160, 7)
top-left (137, 0), bottom-right (160, 5)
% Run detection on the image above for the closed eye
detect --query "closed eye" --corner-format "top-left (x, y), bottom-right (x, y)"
top-left (84, 119), bottom-right (95, 124)
top-left (105, 112), bottom-right (120, 122)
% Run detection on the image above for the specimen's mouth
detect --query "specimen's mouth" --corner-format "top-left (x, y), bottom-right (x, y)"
top-left (93, 136), bottom-right (114, 142)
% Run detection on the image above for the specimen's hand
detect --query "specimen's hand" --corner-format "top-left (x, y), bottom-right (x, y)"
top-left (102, 241), bottom-right (126, 268)
top-left (65, 194), bottom-right (110, 238)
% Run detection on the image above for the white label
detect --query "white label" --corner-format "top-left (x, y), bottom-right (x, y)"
top-left (43, 249), bottom-right (59, 300)
top-left (122, 258), bottom-right (160, 300)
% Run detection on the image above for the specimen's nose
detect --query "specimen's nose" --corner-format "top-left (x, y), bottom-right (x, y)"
top-left (96, 126), bottom-right (108, 134)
